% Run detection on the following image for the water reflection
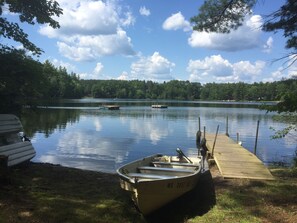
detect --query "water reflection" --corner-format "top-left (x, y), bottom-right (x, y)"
top-left (21, 108), bottom-right (80, 137)
top-left (21, 102), bottom-right (296, 173)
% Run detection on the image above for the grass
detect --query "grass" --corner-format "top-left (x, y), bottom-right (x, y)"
top-left (0, 163), bottom-right (296, 223)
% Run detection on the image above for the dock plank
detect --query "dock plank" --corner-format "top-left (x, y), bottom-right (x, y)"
top-left (205, 133), bottom-right (274, 180)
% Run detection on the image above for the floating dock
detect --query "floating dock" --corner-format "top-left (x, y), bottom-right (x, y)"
top-left (205, 133), bottom-right (274, 180)
top-left (151, 105), bottom-right (168, 108)
top-left (103, 105), bottom-right (120, 110)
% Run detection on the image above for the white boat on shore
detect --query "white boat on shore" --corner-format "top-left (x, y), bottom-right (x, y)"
top-left (117, 148), bottom-right (204, 215)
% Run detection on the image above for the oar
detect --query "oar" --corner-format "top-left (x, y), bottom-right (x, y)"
top-left (176, 148), bottom-right (193, 163)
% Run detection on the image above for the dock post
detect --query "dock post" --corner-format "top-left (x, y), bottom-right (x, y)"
top-left (196, 117), bottom-right (201, 144)
top-left (237, 132), bottom-right (239, 144)
top-left (203, 126), bottom-right (206, 139)
top-left (212, 125), bottom-right (220, 157)
top-left (254, 120), bottom-right (260, 155)
top-left (226, 116), bottom-right (229, 136)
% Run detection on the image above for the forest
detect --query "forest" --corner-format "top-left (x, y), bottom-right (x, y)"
top-left (1, 49), bottom-right (297, 113)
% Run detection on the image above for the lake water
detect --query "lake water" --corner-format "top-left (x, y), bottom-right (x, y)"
top-left (21, 99), bottom-right (296, 173)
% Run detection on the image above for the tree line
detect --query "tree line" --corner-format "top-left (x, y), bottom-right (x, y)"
top-left (82, 78), bottom-right (297, 103)
top-left (2, 49), bottom-right (297, 113)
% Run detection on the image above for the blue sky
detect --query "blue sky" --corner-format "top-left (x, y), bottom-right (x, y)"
top-left (2, 0), bottom-right (296, 83)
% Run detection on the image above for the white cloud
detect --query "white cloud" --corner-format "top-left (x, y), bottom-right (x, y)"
top-left (39, 0), bottom-right (135, 61)
top-left (187, 55), bottom-right (266, 83)
top-left (263, 37), bottom-right (273, 53)
top-left (57, 41), bottom-right (95, 62)
top-left (51, 59), bottom-right (76, 73)
top-left (78, 62), bottom-right (104, 80)
top-left (139, 6), bottom-right (150, 16)
top-left (163, 12), bottom-right (191, 32)
top-left (188, 15), bottom-right (263, 51)
top-left (94, 63), bottom-right (104, 75)
top-left (121, 11), bottom-right (136, 26)
top-left (40, 1), bottom-right (119, 37)
top-left (56, 30), bottom-right (134, 61)
top-left (233, 60), bottom-right (266, 81)
top-left (187, 55), bottom-right (233, 82)
top-left (131, 52), bottom-right (175, 81)
top-left (117, 71), bottom-right (129, 80)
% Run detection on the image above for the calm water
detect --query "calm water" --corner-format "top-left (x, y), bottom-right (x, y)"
top-left (20, 99), bottom-right (296, 173)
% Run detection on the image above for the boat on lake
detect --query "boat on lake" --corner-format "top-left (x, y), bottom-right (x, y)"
top-left (102, 105), bottom-right (120, 110)
top-left (151, 104), bottom-right (168, 108)
top-left (117, 148), bottom-right (204, 215)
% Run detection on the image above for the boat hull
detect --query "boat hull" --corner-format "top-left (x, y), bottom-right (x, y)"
top-left (117, 154), bottom-right (202, 215)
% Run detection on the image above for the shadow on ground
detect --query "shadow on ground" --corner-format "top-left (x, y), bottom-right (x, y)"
top-left (144, 170), bottom-right (216, 223)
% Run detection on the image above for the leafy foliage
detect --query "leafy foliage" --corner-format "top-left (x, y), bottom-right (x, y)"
top-left (0, 49), bottom-right (44, 111)
top-left (191, 0), bottom-right (256, 33)
top-left (0, 50), bottom-right (83, 113)
top-left (262, 0), bottom-right (297, 51)
top-left (191, 0), bottom-right (297, 63)
top-left (0, 0), bottom-right (62, 55)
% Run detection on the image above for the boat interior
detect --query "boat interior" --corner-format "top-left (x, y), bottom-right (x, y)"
top-left (121, 150), bottom-right (202, 181)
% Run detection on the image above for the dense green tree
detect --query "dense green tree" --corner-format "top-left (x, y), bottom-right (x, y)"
top-left (262, 0), bottom-right (297, 63)
top-left (191, 0), bottom-right (256, 33)
top-left (0, 0), bottom-right (62, 55)
top-left (0, 49), bottom-right (45, 112)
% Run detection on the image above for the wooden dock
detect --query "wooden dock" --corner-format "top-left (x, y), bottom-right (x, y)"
top-left (205, 133), bottom-right (274, 180)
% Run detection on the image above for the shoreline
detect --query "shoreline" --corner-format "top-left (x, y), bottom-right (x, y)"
top-left (1, 162), bottom-right (296, 223)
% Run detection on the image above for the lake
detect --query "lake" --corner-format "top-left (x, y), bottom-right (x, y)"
top-left (20, 99), bottom-right (296, 173)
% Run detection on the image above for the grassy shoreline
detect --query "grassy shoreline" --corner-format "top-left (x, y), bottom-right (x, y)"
top-left (1, 162), bottom-right (296, 223)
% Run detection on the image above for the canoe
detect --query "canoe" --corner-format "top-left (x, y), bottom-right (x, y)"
top-left (117, 149), bottom-right (203, 215)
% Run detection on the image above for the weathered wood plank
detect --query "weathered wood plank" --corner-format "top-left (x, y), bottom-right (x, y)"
top-left (205, 133), bottom-right (274, 180)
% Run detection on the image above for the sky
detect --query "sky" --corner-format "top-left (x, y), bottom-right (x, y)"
top-left (2, 0), bottom-right (297, 83)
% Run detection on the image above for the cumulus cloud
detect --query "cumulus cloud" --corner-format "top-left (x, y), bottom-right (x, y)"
top-left (117, 71), bottom-right (129, 80)
top-left (51, 59), bottom-right (76, 73)
top-left (187, 55), bottom-right (266, 83)
top-left (263, 37), bottom-right (273, 53)
top-left (187, 55), bottom-right (233, 82)
top-left (78, 62), bottom-right (104, 80)
top-left (131, 52), bottom-right (175, 81)
top-left (39, 0), bottom-right (135, 61)
top-left (139, 6), bottom-right (150, 16)
top-left (56, 30), bottom-right (134, 61)
top-left (121, 11), bottom-right (136, 26)
top-left (94, 63), bottom-right (104, 75)
top-left (233, 60), bottom-right (265, 77)
top-left (163, 12), bottom-right (191, 32)
top-left (188, 15), bottom-right (263, 51)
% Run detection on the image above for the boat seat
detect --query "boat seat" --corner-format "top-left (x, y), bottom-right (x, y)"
top-left (138, 166), bottom-right (195, 174)
top-left (127, 173), bottom-right (172, 179)
top-left (152, 161), bottom-right (199, 168)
